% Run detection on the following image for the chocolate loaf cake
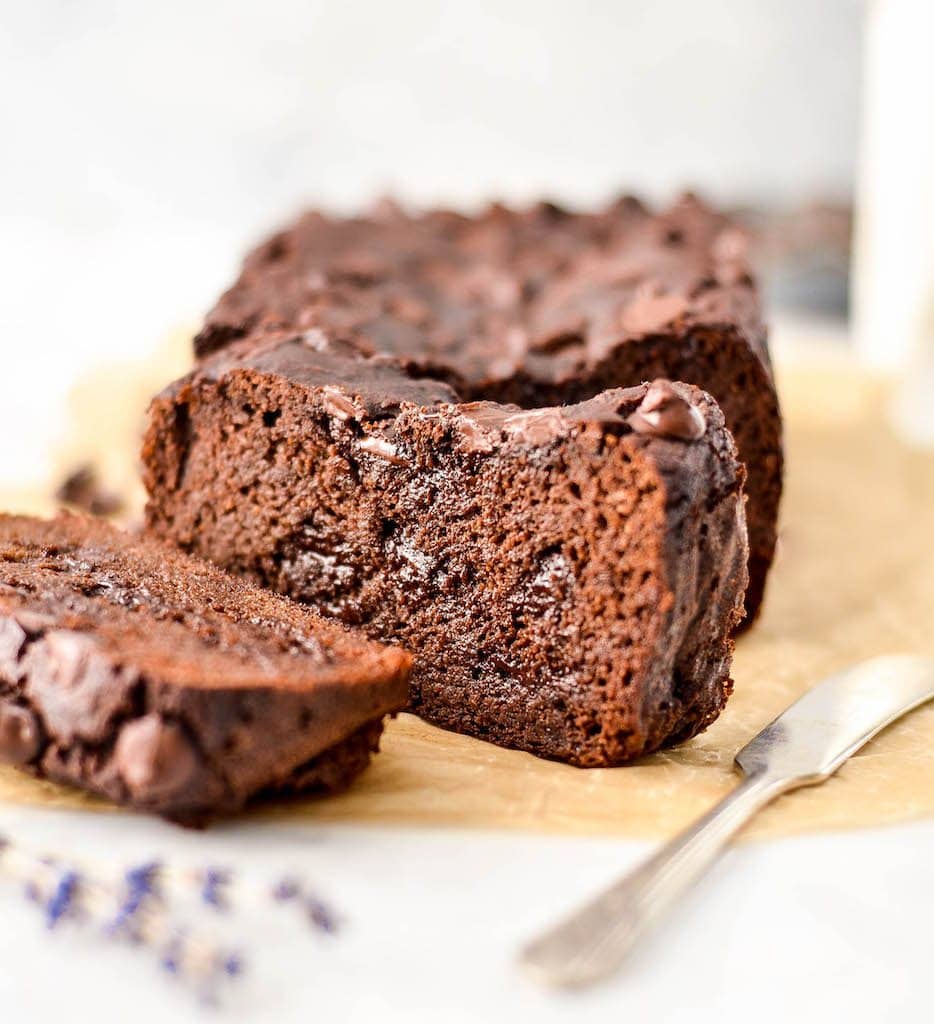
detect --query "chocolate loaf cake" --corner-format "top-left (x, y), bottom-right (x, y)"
top-left (192, 194), bottom-right (781, 620)
top-left (0, 513), bottom-right (410, 822)
top-left (143, 333), bottom-right (748, 766)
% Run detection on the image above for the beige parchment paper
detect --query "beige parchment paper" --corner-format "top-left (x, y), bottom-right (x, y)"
top-left (1, 343), bottom-right (932, 841)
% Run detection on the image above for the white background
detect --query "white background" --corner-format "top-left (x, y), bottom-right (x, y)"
top-left (0, 0), bottom-right (863, 485)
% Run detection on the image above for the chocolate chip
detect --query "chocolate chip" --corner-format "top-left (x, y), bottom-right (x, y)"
top-left (115, 715), bottom-right (200, 802)
top-left (300, 328), bottom-right (330, 351)
top-left (454, 416), bottom-right (496, 454)
top-left (0, 704), bottom-right (42, 764)
top-left (319, 386), bottom-right (359, 422)
top-left (55, 464), bottom-right (125, 517)
top-left (22, 631), bottom-right (138, 744)
top-left (357, 436), bottom-right (408, 465)
top-left (501, 408), bottom-right (568, 446)
top-left (627, 380), bottom-right (706, 441)
top-left (11, 610), bottom-right (56, 634)
top-left (0, 616), bottom-right (28, 683)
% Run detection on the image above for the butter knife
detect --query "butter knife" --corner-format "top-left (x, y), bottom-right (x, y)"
top-left (519, 654), bottom-right (934, 988)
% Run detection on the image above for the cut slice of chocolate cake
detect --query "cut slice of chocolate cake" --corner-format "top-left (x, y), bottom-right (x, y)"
top-left (192, 194), bottom-right (781, 621)
top-left (0, 513), bottom-right (410, 823)
top-left (142, 334), bottom-right (748, 767)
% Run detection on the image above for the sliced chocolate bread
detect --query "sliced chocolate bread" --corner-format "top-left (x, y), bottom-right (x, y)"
top-left (143, 334), bottom-right (748, 767)
top-left (0, 513), bottom-right (410, 823)
top-left (192, 194), bottom-right (781, 621)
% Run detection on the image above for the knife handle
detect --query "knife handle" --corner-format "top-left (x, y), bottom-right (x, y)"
top-left (518, 771), bottom-right (791, 988)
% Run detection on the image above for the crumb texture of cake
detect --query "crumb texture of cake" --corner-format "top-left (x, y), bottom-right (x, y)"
top-left (193, 194), bottom-right (781, 620)
top-left (0, 513), bottom-right (410, 823)
top-left (143, 338), bottom-right (748, 766)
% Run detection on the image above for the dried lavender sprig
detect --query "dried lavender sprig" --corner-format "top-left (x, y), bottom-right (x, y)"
top-left (3, 834), bottom-right (341, 941)
top-left (65, 856), bottom-right (337, 929)
top-left (116, 861), bottom-right (340, 933)
top-left (272, 875), bottom-right (341, 935)
top-left (7, 845), bottom-right (254, 915)
top-left (0, 837), bottom-right (244, 998)
top-left (45, 869), bottom-right (80, 928)
top-left (199, 866), bottom-right (232, 910)
top-left (31, 863), bottom-right (238, 988)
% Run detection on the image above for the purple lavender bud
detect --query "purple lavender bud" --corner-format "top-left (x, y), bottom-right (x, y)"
top-left (23, 880), bottom-right (41, 903)
top-left (161, 934), bottom-right (183, 975)
top-left (200, 867), bottom-right (231, 910)
top-left (108, 861), bottom-right (162, 937)
top-left (306, 896), bottom-right (338, 935)
top-left (222, 953), bottom-right (245, 978)
top-left (107, 895), bottom-right (141, 938)
top-left (45, 870), bottom-right (79, 928)
top-left (271, 877), bottom-right (300, 902)
top-left (126, 861), bottom-right (160, 896)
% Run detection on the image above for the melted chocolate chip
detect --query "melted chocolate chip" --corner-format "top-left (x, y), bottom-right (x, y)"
top-left (55, 464), bottom-right (125, 517)
top-left (239, 337), bottom-right (459, 419)
top-left (0, 616), bottom-right (28, 683)
top-left (501, 408), bottom-right (569, 446)
top-left (10, 610), bottom-right (56, 634)
top-left (115, 714), bottom-right (200, 802)
top-left (0, 704), bottom-right (42, 763)
top-left (453, 414), bottom-right (496, 454)
top-left (627, 380), bottom-right (706, 441)
top-left (319, 385), bottom-right (359, 422)
top-left (358, 436), bottom-right (408, 465)
top-left (22, 631), bottom-right (138, 744)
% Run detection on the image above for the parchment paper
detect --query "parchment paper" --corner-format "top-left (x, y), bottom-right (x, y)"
top-left (1, 344), bottom-right (932, 840)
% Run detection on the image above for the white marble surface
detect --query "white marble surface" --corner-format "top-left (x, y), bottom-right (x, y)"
top-left (0, 804), bottom-right (930, 1023)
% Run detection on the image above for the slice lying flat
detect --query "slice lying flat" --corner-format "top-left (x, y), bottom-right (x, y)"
top-left (0, 513), bottom-right (410, 823)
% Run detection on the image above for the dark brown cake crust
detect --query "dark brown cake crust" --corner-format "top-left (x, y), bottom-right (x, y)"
top-left (193, 194), bottom-right (781, 621)
top-left (0, 513), bottom-right (410, 823)
top-left (143, 335), bottom-right (748, 767)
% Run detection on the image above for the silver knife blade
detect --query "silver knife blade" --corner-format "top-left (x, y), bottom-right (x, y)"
top-left (735, 654), bottom-right (934, 782)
